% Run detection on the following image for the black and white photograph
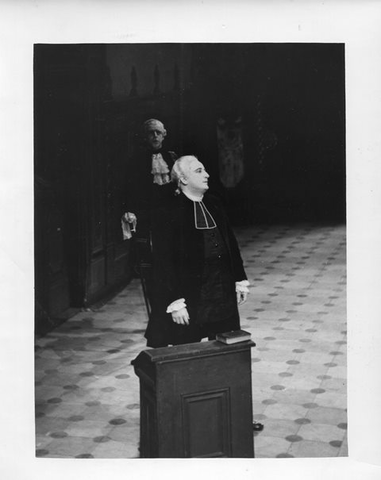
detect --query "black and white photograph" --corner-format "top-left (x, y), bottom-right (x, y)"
top-left (33, 42), bottom-right (346, 459)
top-left (1, 2), bottom-right (381, 480)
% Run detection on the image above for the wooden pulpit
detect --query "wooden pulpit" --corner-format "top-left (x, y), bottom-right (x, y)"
top-left (132, 339), bottom-right (255, 458)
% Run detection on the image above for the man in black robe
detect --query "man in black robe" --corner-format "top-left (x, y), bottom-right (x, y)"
top-left (145, 155), bottom-right (250, 348)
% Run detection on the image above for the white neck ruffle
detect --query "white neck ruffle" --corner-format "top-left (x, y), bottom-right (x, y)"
top-left (151, 153), bottom-right (170, 185)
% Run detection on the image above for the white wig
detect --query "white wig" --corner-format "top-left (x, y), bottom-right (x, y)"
top-left (171, 155), bottom-right (198, 195)
top-left (143, 118), bottom-right (166, 135)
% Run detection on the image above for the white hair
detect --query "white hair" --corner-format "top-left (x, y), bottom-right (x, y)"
top-left (143, 118), bottom-right (166, 135)
top-left (171, 155), bottom-right (198, 195)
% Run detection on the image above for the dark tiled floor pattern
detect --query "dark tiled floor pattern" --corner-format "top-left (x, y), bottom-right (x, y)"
top-left (35, 224), bottom-right (347, 458)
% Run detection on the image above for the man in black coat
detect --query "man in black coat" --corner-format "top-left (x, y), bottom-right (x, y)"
top-left (145, 155), bottom-right (250, 348)
top-left (121, 118), bottom-right (178, 240)
top-left (120, 119), bottom-right (178, 311)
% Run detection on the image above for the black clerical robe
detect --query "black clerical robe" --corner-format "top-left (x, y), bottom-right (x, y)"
top-left (145, 192), bottom-right (247, 347)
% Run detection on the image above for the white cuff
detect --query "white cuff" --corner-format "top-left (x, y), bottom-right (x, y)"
top-left (121, 220), bottom-right (132, 240)
top-left (166, 298), bottom-right (187, 313)
top-left (236, 280), bottom-right (250, 293)
top-left (121, 213), bottom-right (137, 239)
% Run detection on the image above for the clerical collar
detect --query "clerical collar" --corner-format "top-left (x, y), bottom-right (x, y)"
top-left (182, 191), bottom-right (216, 230)
top-left (182, 190), bottom-right (204, 202)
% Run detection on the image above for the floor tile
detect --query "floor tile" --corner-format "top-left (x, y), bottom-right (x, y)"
top-left (305, 406), bottom-right (347, 425)
top-left (297, 422), bottom-right (346, 443)
top-left (288, 439), bottom-right (344, 458)
top-left (254, 435), bottom-right (292, 458)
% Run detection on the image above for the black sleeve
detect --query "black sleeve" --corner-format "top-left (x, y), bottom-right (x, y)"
top-left (151, 204), bottom-right (185, 308)
top-left (210, 194), bottom-right (247, 282)
top-left (226, 220), bottom-right (247, 282)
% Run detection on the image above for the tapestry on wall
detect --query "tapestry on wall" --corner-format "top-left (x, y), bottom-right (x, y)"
top-left (216, 116), bottom-right (244, 189)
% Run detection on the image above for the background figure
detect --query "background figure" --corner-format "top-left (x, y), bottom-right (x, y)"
top-left (121, 119), bottom-right (178, 313)
top-left (145, 155), bottom-right (250, 348)
top-left (121, 118), bottom-right (178, 240)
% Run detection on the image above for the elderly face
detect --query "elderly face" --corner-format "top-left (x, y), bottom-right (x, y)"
top-left (145, 126), bottom-right (165, 151)
top-left (183, 157), bottom-right (210, 195)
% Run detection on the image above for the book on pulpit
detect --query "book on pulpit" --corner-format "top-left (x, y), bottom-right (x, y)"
top-left (216, 329), bottom-right (251, 345)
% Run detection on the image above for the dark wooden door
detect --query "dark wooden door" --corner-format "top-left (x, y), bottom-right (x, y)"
top-left (34, 45), bottom-right (133, 335)
top-left (34, 45), bottom-right (87, 332)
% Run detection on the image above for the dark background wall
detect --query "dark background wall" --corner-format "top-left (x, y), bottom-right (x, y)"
top-left (34, 43), bottom-right (345, 333)
top-left (105, 43), bottom-right (345, 223)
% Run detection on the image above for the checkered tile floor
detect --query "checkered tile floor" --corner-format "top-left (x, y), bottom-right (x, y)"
top-left (35, 223), bottom-right (347, 458)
